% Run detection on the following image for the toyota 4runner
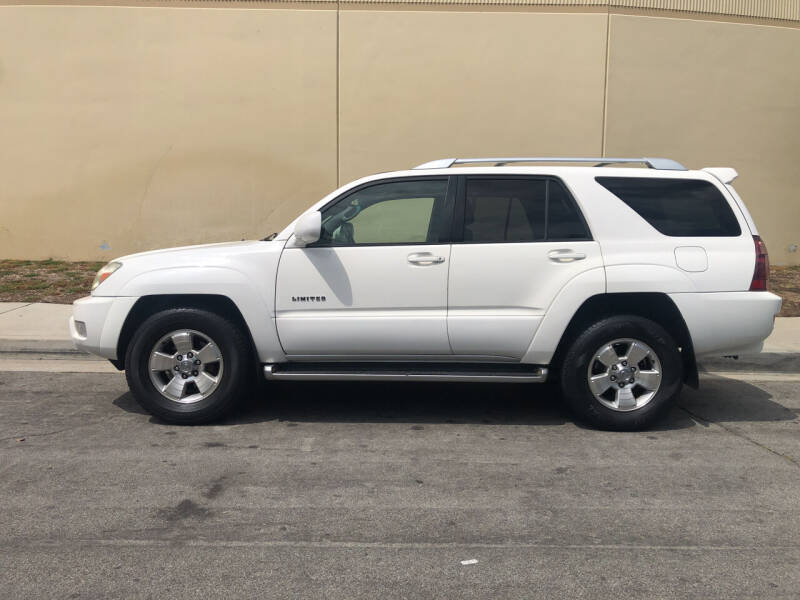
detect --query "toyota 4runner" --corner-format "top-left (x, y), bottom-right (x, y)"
top-left (70, 157), bottom-right (782, 430)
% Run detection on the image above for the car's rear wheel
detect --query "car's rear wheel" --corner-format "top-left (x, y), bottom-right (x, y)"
top-left (125, 308), bottom-right (251, 424)
top-left (559, 315), bottom-right (682, 431)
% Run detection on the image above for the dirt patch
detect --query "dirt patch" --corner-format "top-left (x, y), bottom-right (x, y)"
top-left (1, 259), bottom-right (798, 316)
top-left (771, 266), bottom-right (800, 317)
top-left (0, 259), bottom-right (104, 304)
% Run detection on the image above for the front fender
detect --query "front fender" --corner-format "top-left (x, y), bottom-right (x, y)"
top-left (118, 266), bottom-right (285, 363)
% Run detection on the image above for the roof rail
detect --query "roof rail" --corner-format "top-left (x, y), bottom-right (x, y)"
top-left (413, 157), bottom-right (687, 171)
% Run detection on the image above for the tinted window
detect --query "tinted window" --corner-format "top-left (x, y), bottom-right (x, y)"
top-left (596, 177), bottom-right (741, 237)
top-left (464, 179), bottom-right (546, 242)
top-left (318, 179), bottom-right (448, 246)
top-left (463, 178), bottom-right (589, 243)
top-left (547, 181), bottom-right (590, 240)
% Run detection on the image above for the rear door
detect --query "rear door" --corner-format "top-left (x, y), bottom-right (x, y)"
top-left (447, 175), bottom-right (603, 359)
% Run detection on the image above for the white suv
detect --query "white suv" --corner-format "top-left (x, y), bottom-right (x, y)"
top-left (70, 157), bottom-right (781, 430)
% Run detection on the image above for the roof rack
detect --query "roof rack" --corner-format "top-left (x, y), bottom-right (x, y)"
top-left (413, 157), bottom-right (687, 171)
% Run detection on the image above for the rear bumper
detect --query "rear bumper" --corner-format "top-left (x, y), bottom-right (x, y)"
top-left (70, 296), bottom-right (139, 360)
top-left (669, 291), bottom-right (782, 357)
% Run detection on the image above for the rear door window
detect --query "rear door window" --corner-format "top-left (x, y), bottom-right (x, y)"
top-left (595, 177), bottom-right (741, 237)
top-left (547, 180), bottom-right (591, 240)
top-left (463, 177), bottom-right (590, 243)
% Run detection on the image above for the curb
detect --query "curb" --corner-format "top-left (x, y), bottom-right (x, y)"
top-left (699, 353), bottom-right (800, 374)
top-left (0, 339), bottom-right (81, 354)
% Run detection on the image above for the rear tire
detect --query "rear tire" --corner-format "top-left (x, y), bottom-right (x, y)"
top-left (559, 315), bottom-right (682, 431)
top-left (125, 308), bottom-right (252, 424)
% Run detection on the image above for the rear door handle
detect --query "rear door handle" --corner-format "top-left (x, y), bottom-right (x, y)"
top-left (408, 252), bottom-right (445, 266)
top-left (548, 249), bottom-right (586, 263)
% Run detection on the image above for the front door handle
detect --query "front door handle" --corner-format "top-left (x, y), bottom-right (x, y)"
top-left (408, 252), bottom-right (445, 266)
top-left (548, 249), bottom-right (587, 263)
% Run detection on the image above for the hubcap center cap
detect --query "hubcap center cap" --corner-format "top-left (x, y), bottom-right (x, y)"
top-left (178, 359), bottom-right (195, 374)
top-left (617, 365), bottom-right (634, 382)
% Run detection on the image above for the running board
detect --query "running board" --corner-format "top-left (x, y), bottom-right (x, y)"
top-left (263, 362), bottom-right (548, 383)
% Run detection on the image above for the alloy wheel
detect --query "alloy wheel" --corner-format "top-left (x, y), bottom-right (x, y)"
top-left (148, 329), bottom-right (224, 404)
top-left (586, 338), bottom-right (662, 412)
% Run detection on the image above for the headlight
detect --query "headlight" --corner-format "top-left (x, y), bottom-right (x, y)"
top-left (91, 262), bottom-right (122, 291)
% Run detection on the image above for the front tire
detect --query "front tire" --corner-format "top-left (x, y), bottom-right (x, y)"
top-left (559, 315), bottom-right (682, 431)
top-left (125, 308), bottom-right (252, 424)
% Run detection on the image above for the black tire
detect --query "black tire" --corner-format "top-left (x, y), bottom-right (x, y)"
top-left (125, 308), bottom-right (252, 424)
top-left (559, 315), bottom-right (682, 431)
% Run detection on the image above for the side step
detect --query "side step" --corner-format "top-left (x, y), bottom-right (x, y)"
top-left (263, 362), bottom-right (548, 383)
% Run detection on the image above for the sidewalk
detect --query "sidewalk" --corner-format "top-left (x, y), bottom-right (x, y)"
top-left (0, 303), bottom-right (76, 353)
top-left (1, 302), bottom-right (798, 357)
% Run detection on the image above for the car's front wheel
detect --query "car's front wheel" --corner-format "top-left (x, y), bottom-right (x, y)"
top-left (559, 315), bottom-right (683, 431)
top-left (125, 308), bottom-right (251, 424)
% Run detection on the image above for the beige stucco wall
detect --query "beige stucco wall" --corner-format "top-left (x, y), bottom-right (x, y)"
top-left (0, 3), bottom-right (798, 264)
top-left (604, 14), bottom-right (800, 265)
top-left (338, 10), bottom-right (608, 182)
top-left (0, 6), bottom-right (338, 259)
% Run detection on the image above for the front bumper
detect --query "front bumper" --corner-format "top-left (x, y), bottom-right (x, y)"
top-left (669, 291), bottom-right (782, 357)
top-left (70, 296), bottom-right (139, 360)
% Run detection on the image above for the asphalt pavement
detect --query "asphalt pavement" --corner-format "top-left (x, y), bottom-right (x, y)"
top-left (1, 363), bottom-right (799, 598)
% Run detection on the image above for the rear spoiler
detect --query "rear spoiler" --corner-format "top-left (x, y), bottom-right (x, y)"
top-left (702, 167), bottom-right (738, 184)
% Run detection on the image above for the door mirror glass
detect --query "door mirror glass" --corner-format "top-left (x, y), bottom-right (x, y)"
top-left (294, 211), bottom-right (321, 246)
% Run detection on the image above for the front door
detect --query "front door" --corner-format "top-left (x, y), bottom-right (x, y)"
top-left (447, 175), bottom-right (603, 359)
top-left (276, 177), bottom-right (454, 358)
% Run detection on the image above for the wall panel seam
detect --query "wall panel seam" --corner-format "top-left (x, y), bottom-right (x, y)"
top-left (601, 6), bottom-right (610, 157)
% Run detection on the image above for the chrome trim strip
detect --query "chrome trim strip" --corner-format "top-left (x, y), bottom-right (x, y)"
top-left (264, 365), bottom-right (548, 383)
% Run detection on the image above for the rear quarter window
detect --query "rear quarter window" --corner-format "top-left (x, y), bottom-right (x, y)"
top-left (595, 177), bottom-right (742, 237)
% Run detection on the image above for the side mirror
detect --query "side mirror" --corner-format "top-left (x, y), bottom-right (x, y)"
top-left (293, 211), bottom-right (321, 247)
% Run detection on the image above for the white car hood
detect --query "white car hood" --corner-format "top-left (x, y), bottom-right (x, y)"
top-left (114, 240), bottom-right (262, 263)
top-left (91, 239), bottom-right (284, 297)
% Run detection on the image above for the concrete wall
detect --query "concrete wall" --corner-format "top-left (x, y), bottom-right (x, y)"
top-left (0, 3), bottom-right (798, 264)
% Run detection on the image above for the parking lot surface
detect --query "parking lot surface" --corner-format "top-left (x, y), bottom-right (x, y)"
top-left (1, 366), bottom-right (799, 598)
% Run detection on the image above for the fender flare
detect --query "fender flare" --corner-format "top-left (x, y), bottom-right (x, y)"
top-left (521, 267), bottom-right (606, 365)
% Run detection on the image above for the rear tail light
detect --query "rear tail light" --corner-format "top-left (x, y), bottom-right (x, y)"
top-left (749, 235), bottom-right (769, 291)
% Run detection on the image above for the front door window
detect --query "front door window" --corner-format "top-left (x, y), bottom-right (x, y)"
top-left (317, 179), bottom-right (449, 246)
